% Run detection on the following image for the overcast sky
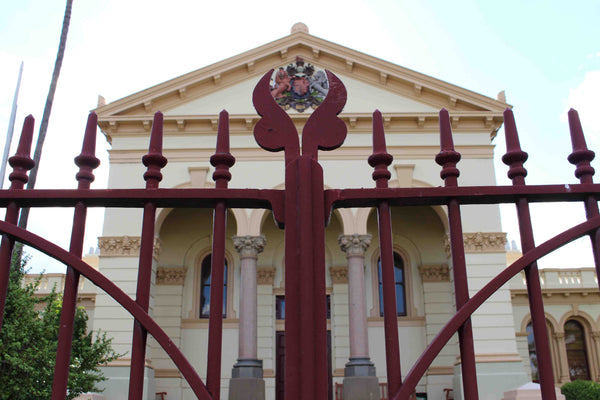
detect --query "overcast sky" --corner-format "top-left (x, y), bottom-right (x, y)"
top-left (0, 0), bottom-right (599, 273)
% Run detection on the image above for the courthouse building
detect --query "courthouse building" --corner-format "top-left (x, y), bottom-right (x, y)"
top-left (74, 23), bottom-right (600, 399)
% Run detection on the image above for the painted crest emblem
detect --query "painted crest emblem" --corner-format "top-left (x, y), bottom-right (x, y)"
top-left (270, 56), bottom-right (329, 112)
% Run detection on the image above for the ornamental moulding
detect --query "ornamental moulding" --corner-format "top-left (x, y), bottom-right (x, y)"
top-left (98, 236), bottom-right (161, 259)
top-left (232, 235), bottom-right (266, 258)
top-left (156, 267), bottom-right (187, 285)
top-left (443, 232), bottom-right (507, 256)
top-left (338, 234), bottom-right (372, 256)
top-left (257, 267), bottom-right (276, 285)
top-left (329, 266), bottom-right (348, 284)
top-left (419, 264), bottom-right (450, 282)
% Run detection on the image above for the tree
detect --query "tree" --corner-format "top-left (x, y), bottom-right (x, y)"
top-left (0, 254), bottom-right (119, 400)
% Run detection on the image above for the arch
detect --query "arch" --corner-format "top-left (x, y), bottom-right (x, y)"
top-left (564, 318), bottom-right (593, 381)
top-left (249, 182), bottom-right (286, 235)
top-left (154, 207), bottom-right (249, 235)
top-left (519, 312), bottom-right (560, 335)
top-left (559, 309), bottom-right (598, 332)
top-left (357, 205), bottom-right (448, 236)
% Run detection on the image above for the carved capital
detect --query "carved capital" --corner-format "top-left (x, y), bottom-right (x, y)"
top-left (156, 267), bottom-right (187, 285)
top-left (257, 267), bottom-right (276, 285)
top-left (419, 264), bottom-right (450, 282)
top-left (338, 234), bottom-right (372, 256)
top-left (329, 266), bottom-right (348, 284)
top-left (98, 236), bottom-right (161, 259)
top-left (554, 332), bottom-right (565, 340)
top-left (444, 232), bottom-right (507, 256)
top-left (591, 331), bottom-right (600, 340)
top-left (233, 235), bottom-right (266, 258)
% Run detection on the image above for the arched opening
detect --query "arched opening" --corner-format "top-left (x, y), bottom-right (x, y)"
top-left (377, 252), bottom-right (407, 317)
top-left (199, 254), bottom-right (229, 318)
top-left (565, 319), bottom-right (591, 381)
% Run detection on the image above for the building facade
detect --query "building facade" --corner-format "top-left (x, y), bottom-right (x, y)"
top-left (58, 23), bottom-right (597, 400)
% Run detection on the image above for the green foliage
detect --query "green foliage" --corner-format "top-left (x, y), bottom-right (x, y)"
top-left (561, 380), bottom-right (600, 400)
top-left (0, 253), bottom-right (119, 400)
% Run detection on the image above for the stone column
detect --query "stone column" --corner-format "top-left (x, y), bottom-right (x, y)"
top-left (338, 234), bottom-right (379, 400)
top-left (229, 235), bottom-right (266, 400)
top-left (554, 332), bottom-right (570, 384)
top-left (592, 332), bottom-right (600, 381)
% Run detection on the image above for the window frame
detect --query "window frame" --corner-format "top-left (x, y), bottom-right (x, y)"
top-left (369, 248), bottom-right (413, 319)
top-left (192, 250), bottom-right (236, 320)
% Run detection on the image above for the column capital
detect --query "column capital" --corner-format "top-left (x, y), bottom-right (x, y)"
top-left (339, 234), bottom-right (372, 256)
top-left (233, 235), bottom-right (266, 258)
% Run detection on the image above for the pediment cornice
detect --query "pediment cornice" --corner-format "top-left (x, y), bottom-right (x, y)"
top-left (95, 31), bottom-right (509, 122)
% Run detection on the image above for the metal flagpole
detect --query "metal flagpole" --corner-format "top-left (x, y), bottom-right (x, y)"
top-left (1, 62), bottom-right (24, 189)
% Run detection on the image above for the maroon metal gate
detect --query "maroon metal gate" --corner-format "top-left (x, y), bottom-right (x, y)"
top-left (0, 70), bottom-right (599, 400)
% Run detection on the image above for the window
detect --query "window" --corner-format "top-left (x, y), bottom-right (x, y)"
top-left (199, 254), bottom-right (228, 318)
top-left (565, 320), bottom-right (591, 381)
top-left (526, 323), bottom-right (539, 382)
top-left (377, 252), bottom-right (407, 317)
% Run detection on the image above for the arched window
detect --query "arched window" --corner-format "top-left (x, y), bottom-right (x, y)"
top-left (526, 323), bottom-right (539, 382)
top-left (199, 254), bottom-right (228, 319)
top-left (377, 252), bottom-right (406, 317)
top-left (564, 320), bottom-right (591, 381)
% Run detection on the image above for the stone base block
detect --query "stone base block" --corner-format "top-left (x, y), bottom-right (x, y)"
top-left (228, 377), bottom-right (266, 400)
top-left (232, 358), bottom-right (263, 378)
top-left (345, 357), bottom-right (376, 377)
top-left (502, 382), bottom-right (565, 400)
top-left (342, 376), bottom-right (380, 400)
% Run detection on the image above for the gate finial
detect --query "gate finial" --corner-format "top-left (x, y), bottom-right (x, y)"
top-left (368, 110), bottom-right (393, 188)
top-left (567, 108), bottom-right (595, 183)
top-left (142, 112), bottom-right (168, 189)
top-left (435, 109), bottom-right (461, 186)
top-left (210, 110), bottom-right (235, 189)
top-left (74, 112), bottom-right (101, 187)
top-left (501, 108), bottom-right (529, 185)
top-left (8, 115), bottom-right (36, 188)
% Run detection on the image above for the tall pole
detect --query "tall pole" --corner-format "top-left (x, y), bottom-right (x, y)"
top-left (0, 62), bottom-right (24, 189)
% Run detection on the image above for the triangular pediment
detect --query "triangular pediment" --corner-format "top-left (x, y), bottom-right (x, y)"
top-left (96, 32), bottom-right (507, 118)
top-left (164, 72), bottom-right (439, 116)
top-left (95, 28), bottom-right (508, 140)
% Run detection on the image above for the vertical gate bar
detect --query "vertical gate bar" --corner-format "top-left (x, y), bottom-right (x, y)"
top-left (284, 160), bottom-right (301, 400)
top-left (435, 109), bottom-right (479, 400)
top-left (311, 157), bottom-right (329, 398)
top-left (207, 111), bottom-right (235, 399)
top-left (368, 110), bottom-right (402, 396)
top-left (0, 115), bottom-right (35, 331)
top-left (129, 112), bottom-right (168, 400)
top-left (567, 108), bottom-right (600, 292)
top-left (51, 112), bottom-right (101, 400)
top-left (502, 109), bottom-right (556, 398)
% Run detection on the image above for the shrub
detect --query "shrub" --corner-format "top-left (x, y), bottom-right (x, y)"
top-left (561, 380), bottom-right (600, 400)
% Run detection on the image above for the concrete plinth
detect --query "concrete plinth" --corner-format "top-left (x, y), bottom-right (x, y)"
top-left (232, 358), bottom-right (263, 378)
top-left (502, 382), bottom-right (565, 400)
top-left (342, 376), bottom-right (380, 400)
top-left (344, 357), bottom-right (376, 377)
top-left (228, 377), bottom-right (266, 400)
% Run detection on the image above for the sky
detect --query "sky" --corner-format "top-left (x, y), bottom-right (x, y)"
top-left (0, 0), bottom-right (599, 274)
